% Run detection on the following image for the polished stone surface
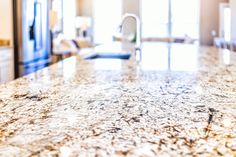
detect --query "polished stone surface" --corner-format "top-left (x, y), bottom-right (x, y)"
top-left (0, 42), bottom-right (236, 156)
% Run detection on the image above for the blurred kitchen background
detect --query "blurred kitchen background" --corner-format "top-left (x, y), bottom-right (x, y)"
top-left (0, 0), bottom-right (235, 83)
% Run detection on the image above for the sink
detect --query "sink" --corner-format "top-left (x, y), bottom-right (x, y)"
top-left (84, 52), bottom-right (131, 60)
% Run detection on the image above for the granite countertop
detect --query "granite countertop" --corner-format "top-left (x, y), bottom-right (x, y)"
top-left (0, 42), bottom-right (236, 156)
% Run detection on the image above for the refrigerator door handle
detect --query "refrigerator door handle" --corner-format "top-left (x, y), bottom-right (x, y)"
top-left (29, 1), bottom-right (36, 40)
top-left (34, 1), bottom-right (43, 51)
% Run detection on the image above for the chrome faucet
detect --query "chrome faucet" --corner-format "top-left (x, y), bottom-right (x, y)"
top-left (118, 13), bottom-right (142, 60)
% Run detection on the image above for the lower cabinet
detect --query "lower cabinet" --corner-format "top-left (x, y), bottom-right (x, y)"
top-left (0, 47), bottom-right (14, 84)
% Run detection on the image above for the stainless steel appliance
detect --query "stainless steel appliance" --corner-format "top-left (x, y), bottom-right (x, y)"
top-left (13, 0), bottom-right (51, 77)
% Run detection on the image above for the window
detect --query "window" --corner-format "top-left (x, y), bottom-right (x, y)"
top-left (223, 8), bottom-right (231, 41)
top-left (62, 0), bottom-right (76, 39)
top-left (93, 0), bottom-right (122, 44)
top-left (220, 3), bottom-right (231, 41)
top-left (141, 0), bottom-right (169, 38)
top-left (171, 0), bottom-right (199, 39)
top-left (141, 0), bottom-right (200, 39)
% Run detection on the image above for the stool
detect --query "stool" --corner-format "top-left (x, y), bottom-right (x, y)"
top-left (52, 50), bottom-right (72, 62)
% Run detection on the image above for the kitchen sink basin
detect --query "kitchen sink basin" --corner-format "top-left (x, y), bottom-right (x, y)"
top-left (84, 52), bottom-right (131, 60)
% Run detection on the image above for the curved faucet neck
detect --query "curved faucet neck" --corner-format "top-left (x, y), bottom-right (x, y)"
top-left (119, 13), bottom-right (142, 50)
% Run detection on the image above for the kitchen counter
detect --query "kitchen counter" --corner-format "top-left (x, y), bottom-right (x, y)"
top-left (0, 39), bottom-right (10, 47)
top-left (0, 42), bottom-right (236, 156)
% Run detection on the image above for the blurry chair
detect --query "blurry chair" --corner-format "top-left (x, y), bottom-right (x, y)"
top-left (214, 37), bottom-right (223, 48)
top-left (214, 37), bottom-right (228, 49)
top-left (213, 37), bottom-right (236, 52)
top-left (183, 35), bottom-right (197, 44)
top-left (230, 40), bottom-right (236, 52)
top-left (52, 38), bottom-right (80, 62)
top-left (72, 38), bottom-right (94, 48)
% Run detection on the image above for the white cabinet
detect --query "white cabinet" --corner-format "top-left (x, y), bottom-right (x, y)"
top-left (0, 48), bottom-right (14, 84)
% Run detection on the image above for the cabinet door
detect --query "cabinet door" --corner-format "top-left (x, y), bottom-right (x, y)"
top-left (0, 48), bottom-right (14, 84)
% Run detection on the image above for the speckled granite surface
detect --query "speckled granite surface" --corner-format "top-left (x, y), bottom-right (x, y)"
top-left (0, 43), bottom-right (236, 156)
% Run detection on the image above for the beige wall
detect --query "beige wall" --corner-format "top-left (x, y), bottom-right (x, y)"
top-left (76, 0), bottom-right (81, 16)
top-left (200, 0), bottom-right (229, 45)
top-left (122, 0), bottom-right (140, 35)
top-left (123, 0), bottom-right (140, 16)
top-left (76, 0), bottom-right (93, 16)
top-left (76, 0), bottom-right (140, 17)
top-left (0, 1), bottom-right (13, 45)
top-left (230, 0), bottom-right (236, 40)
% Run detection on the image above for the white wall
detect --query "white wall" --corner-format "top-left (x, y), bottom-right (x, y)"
top-left (122, 0), bottom-right (140, 36)
top-left (76, 0), bottom-right (93, 17)
top-left (199, 0), bottom-right (229, 45)
top-left (230, 0), bottom-right (236, 40)
top-left (0, 1), bottom-right (13, 45)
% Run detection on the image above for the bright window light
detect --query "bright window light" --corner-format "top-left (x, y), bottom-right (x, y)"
top-left (93, 0), bottom-right (122, 44)
top-left (141, 0), bottom-right (169, 38)
top-left (224, 8), bottom-right (231, 41)
top-left (63, 0), bottom-right (76, 39)
top-left (141, 0), bottom-right (200, 39)
top-left (171, 0), bottom-right (200, 38)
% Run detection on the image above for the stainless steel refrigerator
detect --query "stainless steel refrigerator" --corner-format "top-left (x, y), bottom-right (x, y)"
top-left (13, 0), bottom-right (51, 77)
